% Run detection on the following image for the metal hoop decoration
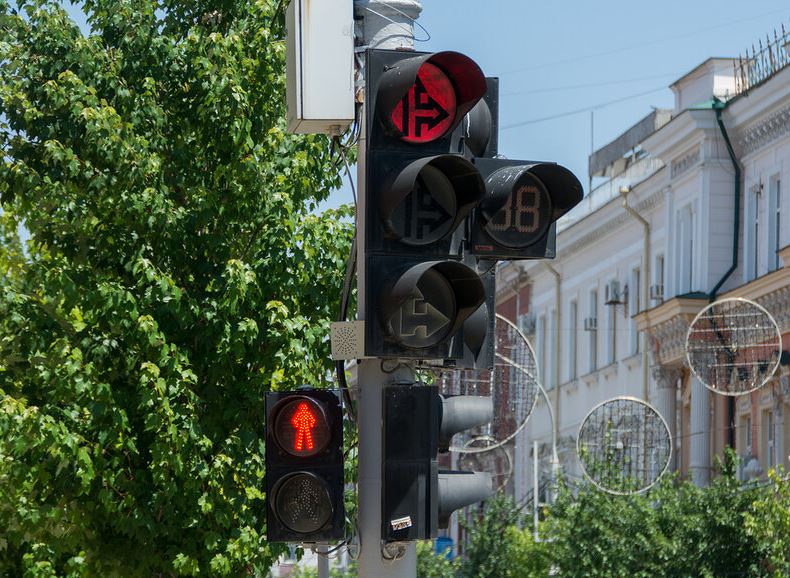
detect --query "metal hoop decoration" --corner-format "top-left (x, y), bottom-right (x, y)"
top-left (457, 435), bottom-right (514, 491)
top-left (685, 297), bottom-right (781, 396)
top-left (577, 396), bottom-right (672, 496)
top-left (441, 313), bottom-right (540, 453)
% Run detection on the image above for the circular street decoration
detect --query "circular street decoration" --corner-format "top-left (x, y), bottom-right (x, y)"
top-left (484, 169), bottom-right (552, 248)
top-left (386, 268), bottom-right (456, 349)
top-left (273, 397), bottom-right (331, 458)
top-left (686, 297), bottom-right (781, 396)
top-left (273, 472), bottom-right (334, 534)
top-left (391, 62), bottom-right (457, 144)
top-left (457, 436), bottom-right (513, 492)
top-left (437, 314), bottom-right (539, 453)
top-left (577, 397), bottom-right (672, 495)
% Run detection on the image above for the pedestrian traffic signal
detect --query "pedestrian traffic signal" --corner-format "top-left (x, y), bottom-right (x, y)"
top-left (469, 158), bottom-right (583, 260)
top-left (382, 384), bottom-right (494, 541)
top-left (363, 49), bottom-right (490, 360)
top-left (265, 389), bottom-right (345, 543)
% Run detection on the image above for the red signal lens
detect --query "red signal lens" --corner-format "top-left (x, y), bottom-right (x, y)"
top-left (391, 63), bottom-right (457, 144)
top-left (274, 397), bottom-right (331, 457)
top-left (291, 402), bottom-right (316, 452)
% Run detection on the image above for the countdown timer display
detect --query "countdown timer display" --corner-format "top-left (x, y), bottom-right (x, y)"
top-left (484, 171), bottom-right (552, 248)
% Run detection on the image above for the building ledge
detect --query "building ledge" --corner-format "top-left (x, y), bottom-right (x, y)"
top-left (580, 371), bottom-right (599, 388)
top-left (600, 362), bottom-right (618, 380)
top-left (634, 294), bottom-right (708, 333)
top-left (622, 352), bottom-right (642, 371)
top-left (561, 378), bottom-right (579, 396)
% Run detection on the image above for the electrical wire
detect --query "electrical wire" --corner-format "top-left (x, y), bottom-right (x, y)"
top-left (502, 72), bottom-right (679, 97)
top-left (501, 86), bottom-right (669, 130)
top-left (499, 7), bottom-right (790, 76)
top-left (359, 3), bottom-right (430, 43)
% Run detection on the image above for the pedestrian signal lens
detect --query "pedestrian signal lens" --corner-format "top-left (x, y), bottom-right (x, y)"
top-left (274, 397), bottom-right (330, 457)
top-left (273, 472), bottom-right (334, 534)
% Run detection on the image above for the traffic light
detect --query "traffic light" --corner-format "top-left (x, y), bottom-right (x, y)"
top-left (469, 158), bottom-right (583, 260)
top-left (265, 389), bottom-right (345, 542)
top-left (382, 384), bottom-right (494, 541)
top-left (363, 49), bottom-right (490, 360)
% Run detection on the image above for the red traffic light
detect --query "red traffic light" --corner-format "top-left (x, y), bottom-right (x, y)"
top-left (273, 397), bottom-right (331, 457)
top-left (376, 51), bottom-right (486, 144)
top-left (391, 62), bottom-right (456, 144)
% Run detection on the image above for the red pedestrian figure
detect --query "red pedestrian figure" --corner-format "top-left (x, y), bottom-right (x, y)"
top-left (292, 402), bottom-right (316, 452)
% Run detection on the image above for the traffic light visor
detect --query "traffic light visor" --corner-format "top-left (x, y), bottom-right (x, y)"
top-left (382, 261), bottom-right (485, 350)
top-left (382, 154), bottom-right (485, 246)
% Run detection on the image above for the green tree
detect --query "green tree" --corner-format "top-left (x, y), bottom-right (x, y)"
top-left (0, 0), bottom-right (353, 575)
top-left (746, 467), bottom-right (790, 577)
top-left (416, 540), bottom-right (459, 578)
top-left (546, 451), bottom-right (775, 577)
top-left (458, 494), bottom-right (549, 578)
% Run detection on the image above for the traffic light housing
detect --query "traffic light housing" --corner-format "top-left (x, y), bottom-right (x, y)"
top-left (364, 49), bottom-right (490, 360)
top-left (382, 384), bottom-right (494, 541)
top-left (265, 389), bottom-right (345, 543)
top-left (469, 158), bottom-right (583, 260)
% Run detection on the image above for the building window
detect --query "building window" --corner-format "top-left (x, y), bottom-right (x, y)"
top-left (629, 267), bottom-right (640, 355)
top-left (606, 283), bottom-right (616, 365)
top-left (654, 254), bottom-right (665, 301)
top-left (764, 410), bottom-right (775, 469)
top-left (768, 176), bottom-right (781, 272)
top-left (676, 204), bottom-right (694, 294)
top-left (589, 289), bottom-right (598, 373)
top-left (568, 301), bottom-right (578, 381)
top-left (740, 414), bottom-right (753, 456)
top-left (747, 185), bottom-right (760, 281)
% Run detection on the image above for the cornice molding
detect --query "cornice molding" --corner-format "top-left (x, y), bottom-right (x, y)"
top-left (736, 102), bottom-right (790, 157)
top-left (670, 145), bottom-right (701, 179)
top-left (560, 188), bottom-right (664, 257)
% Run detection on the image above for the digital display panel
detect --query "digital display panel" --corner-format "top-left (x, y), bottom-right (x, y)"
top-left (485, 173), bottom-right (552, 248)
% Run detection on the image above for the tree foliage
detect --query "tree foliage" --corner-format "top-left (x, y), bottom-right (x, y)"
top-left (0, 0), bottom-right (353, 575)
top-left (547, 452), bottom-right (788, 577)
top-left (458, 494), bottom-right (549, 578)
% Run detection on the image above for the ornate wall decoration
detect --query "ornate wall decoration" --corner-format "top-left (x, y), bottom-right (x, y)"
top-left (737, 103), bottom-right (790, 156)
top-left (649, 315), bottom-right (692, 366)
top-left (670, 145), bottom-right (701, 179)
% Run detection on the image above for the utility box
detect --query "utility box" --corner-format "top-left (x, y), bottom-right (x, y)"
top-left (286, 0), bottom-right (354, 135)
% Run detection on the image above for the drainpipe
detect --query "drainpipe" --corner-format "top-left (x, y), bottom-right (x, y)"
top-left (619, 186), bottom-right (651, 403)
top-left (710, 99), bottom-right (742, 449)
top-left (543, 263), bottom-right (561, 487)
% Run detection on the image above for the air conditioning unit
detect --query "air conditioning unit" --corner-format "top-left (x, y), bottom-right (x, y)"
top-left (583, 317), bottom-right (598, 331)
top-left (518, 313), bottom-right (537, 335)
top-left (604, 280), bottom-right (624, 305)
top-left (650, 283), bottom-right (664, 301)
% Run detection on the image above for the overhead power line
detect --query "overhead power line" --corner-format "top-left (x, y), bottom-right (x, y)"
top-left (501, 86), bottom-right (668, 130)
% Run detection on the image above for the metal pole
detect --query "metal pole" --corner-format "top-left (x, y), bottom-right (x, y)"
top-left (354, 2), bottom-right (422, 576)
top-left (317, 546), bottom-right (329, 578)
top-left (533, 440), bottom-right (539, 542)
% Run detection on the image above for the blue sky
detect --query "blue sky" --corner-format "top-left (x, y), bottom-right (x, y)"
top-left (59, 1), bottom-right (789, 209)
top-left (415, 2), bottom-right (788, 194)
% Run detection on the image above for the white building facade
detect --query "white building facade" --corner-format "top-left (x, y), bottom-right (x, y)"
top-left (504, 41), bottom-right (790, 500)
